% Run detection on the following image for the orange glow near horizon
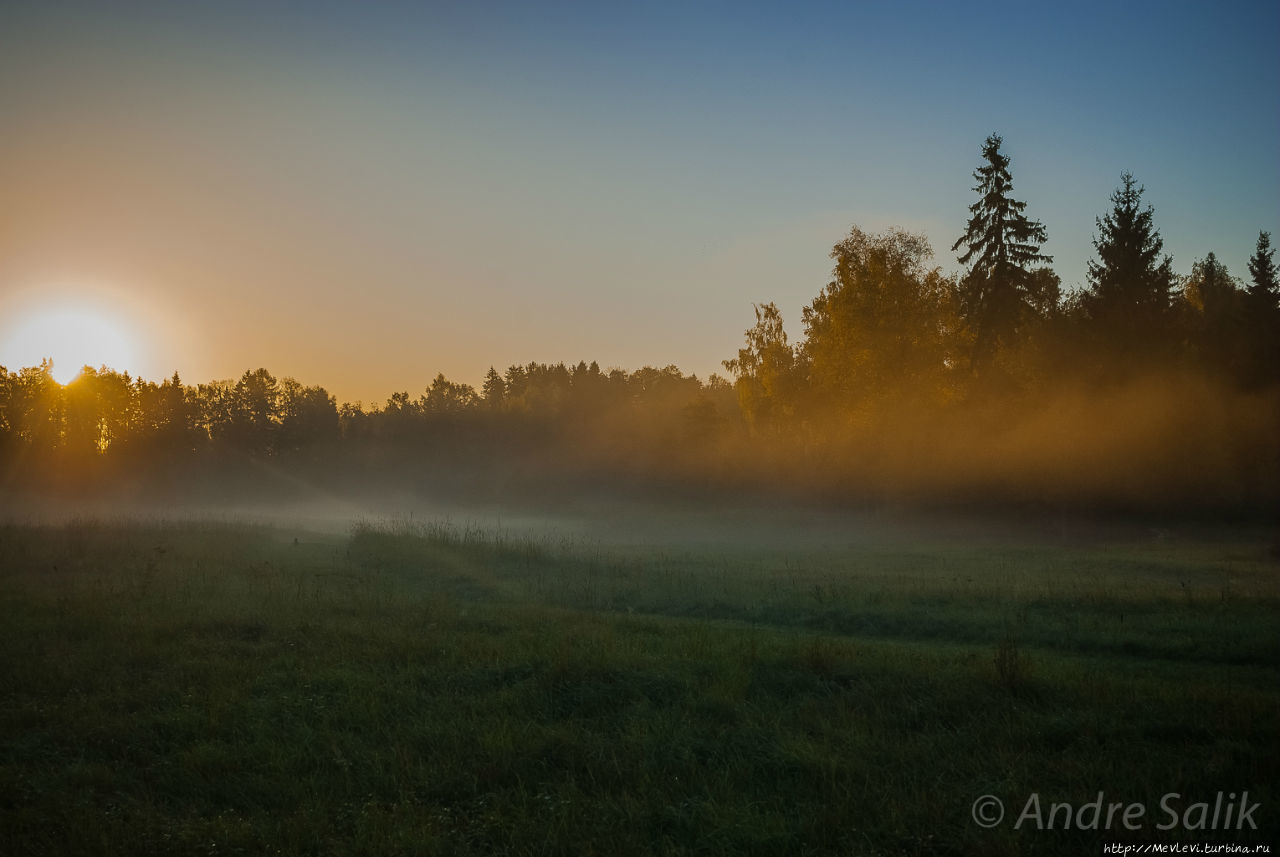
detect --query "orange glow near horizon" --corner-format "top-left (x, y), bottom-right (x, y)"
top-left (0, 302), bottom-right (144, 385)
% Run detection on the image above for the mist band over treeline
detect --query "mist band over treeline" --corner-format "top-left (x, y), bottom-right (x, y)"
top-left (2, 137), bottom-right (1278, 512)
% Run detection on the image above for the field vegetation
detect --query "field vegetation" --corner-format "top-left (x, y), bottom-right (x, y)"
top-left (2, 515), bottom-right (1275, 855)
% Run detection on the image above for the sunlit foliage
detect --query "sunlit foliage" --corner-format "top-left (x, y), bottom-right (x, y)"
top-left (800, 227), bottom-right (963, 432)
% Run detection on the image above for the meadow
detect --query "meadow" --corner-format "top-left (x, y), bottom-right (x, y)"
top-left (1, 510), bottom-right (1276, 855)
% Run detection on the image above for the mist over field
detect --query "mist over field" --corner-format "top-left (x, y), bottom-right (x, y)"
top-left (7, 204), bottom-right (1279, 528)
top-left (4, 363), bottom-right (1277, 525)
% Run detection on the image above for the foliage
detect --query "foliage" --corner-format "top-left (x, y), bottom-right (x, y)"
top-left (801, 227), bottom-right (962, 429)
top-left (1182, 252), bottom-right (1246, 376)
top-left (722, 302), bottom-right (799, 436)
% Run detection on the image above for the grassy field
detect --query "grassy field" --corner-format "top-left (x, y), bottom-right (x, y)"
top-left (0, 513), bottom-right (1276, 855)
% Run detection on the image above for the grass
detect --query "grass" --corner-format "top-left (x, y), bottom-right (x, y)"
top-left (0, 515), bottom-right (1277, 855)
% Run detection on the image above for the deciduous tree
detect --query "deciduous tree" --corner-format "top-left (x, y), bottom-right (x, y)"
top-left (801, 226), bottom-right (960, 427)
top-left (723, 303), bottom-right (798, 435)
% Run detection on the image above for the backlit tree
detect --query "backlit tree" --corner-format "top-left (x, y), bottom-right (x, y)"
top-left (952, 134), bottom-right (1052, 370)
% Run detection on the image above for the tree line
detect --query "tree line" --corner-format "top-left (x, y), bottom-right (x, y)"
top-left (724, 136), bottom-right (1278, 441)
top-left (0, 359), bottom-right (740, 495)
top-left (2, 134), bottom-right (1277, 509)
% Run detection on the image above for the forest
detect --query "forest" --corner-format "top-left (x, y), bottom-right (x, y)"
top-left (3, 136), bottom-right (1278, 512)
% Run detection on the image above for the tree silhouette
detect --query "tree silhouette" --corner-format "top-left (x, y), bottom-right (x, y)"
top-left (1084, 173), bottom-right (1177, 356)
top-left (723, 303), bottom-right (797, 436)
top-left (482, 367), bottom-right (506, 408)
top-left (63, 368), bottom-right (135, 458)
top-left (1247, 232), bottom-right (1279, 313)
top-left (422, 374), bottom-right (478, 414)
top-left (135, 373), bottom-right (200, 454)
top-left (61, 368), bottom-right (108, 458)
top-left (1183, 252), bottom-right (1245, 378)
top-left (0, 366), bottom-right (10, 453)
top-left (503, 365), bottom-right (529, 404)
top-left (278, 378), bottom-right (339, 451)
top-left (8, 361), bottom-right (63, 455)
top-left (229, 369), bottom-right (281, 453)
top-left (952, 134), bottom-right (1052, 370)
top-left (1183, 252), bottom-right (1237, 314)
top-left (1244, 232), bottom-right (1280, 387)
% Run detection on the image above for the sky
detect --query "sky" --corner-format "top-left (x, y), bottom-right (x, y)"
top-left (1, 0), bottom-right (1277, 404)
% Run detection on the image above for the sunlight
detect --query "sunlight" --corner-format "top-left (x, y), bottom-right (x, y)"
top-left (0, 303), bottom-right (142, 384)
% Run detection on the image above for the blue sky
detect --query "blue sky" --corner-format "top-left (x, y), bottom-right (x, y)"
top-left (1, 0), bottom-right (1276, 402)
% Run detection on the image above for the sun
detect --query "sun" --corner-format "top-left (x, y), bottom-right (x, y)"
top-left (0, 303), bottom-right (143, 385)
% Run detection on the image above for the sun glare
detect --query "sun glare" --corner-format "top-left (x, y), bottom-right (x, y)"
top-left (0, 304), bottom-right (142, 385)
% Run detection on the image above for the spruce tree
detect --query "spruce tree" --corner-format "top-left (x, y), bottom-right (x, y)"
top-left (1244, 231), bottom-right (1280, 386)
top-left (1084, 173), bottom-right (1176, 334)
top-left (1246, 231), bottom-right (1279, 313)
top-left (482, 366), bottom-right (506, 408)
top-left (952, 134), bottom-right (1052, 369)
